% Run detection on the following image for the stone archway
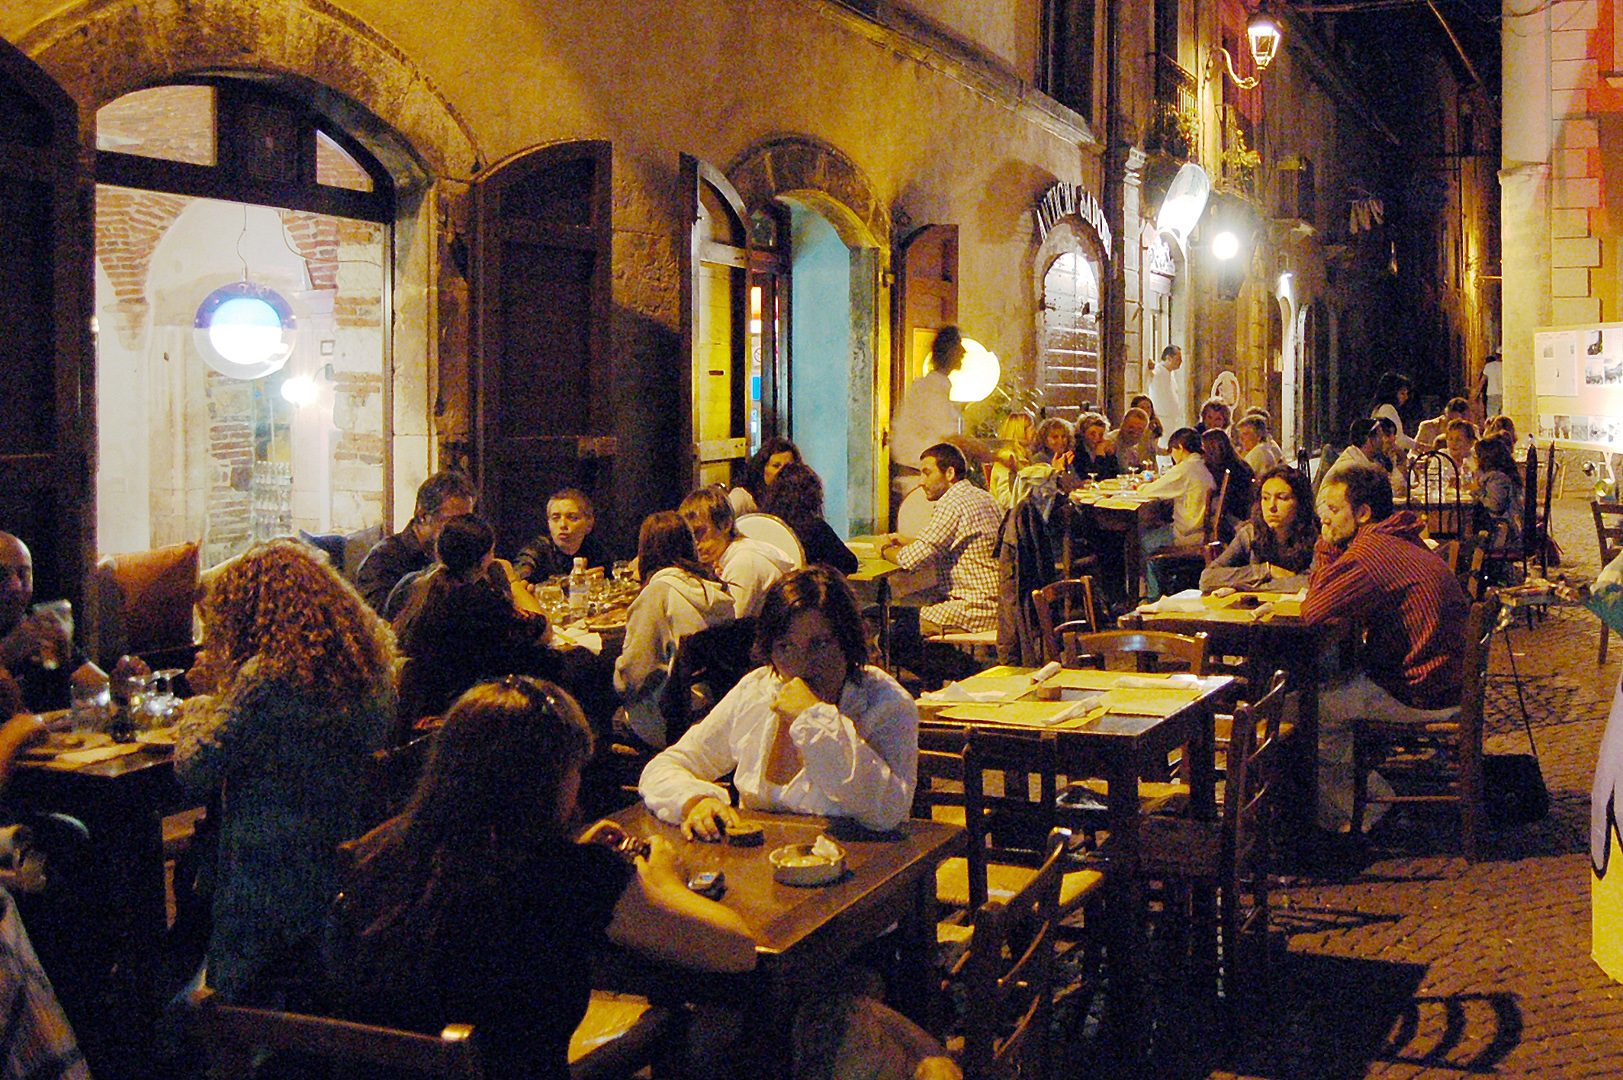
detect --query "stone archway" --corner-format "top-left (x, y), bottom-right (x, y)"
top-left (14, 0), bottom-right (484, 525)
top-left (16, 0), bottom-right (481, 178)
top-left (727, 136), bottom-right (889, 533)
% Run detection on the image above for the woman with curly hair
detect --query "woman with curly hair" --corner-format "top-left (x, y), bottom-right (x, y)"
top-left (762, 462), bottom-right (859, 575)
top-left (175, 538), bottom-right (397, 1001)
top-left (1200, 465), bottom-right (1319, 593)
top-left (1032, 416), bottom-right (1074, 470)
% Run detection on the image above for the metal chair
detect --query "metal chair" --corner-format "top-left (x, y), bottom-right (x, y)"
top-left (1407, 449), bottom-right (1468, 540)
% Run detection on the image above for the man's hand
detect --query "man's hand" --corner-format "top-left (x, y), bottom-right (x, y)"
top-left (681, 795), bottom-right (739, 842)
top-left (1267, 563), bottom-right (1297, 580)
top-left (578, 819), bottom-right (629, 848)
top-left (0, 611), bottom-right (66, 669)
top-left (772, 677), bottom-right (820, 719)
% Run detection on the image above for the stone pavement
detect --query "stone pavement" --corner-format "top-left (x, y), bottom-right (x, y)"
top-left (1069, 492), bottom-right (1623, 1079)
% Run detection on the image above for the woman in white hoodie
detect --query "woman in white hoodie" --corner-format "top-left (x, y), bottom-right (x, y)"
top-left (614, 512), bottom-right (736, 748)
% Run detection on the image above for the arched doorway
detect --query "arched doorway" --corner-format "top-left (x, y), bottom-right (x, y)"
top-left (91, 79), bottom-right (412, 567)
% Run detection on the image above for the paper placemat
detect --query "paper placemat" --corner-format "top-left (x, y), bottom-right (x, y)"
top-left (45, 743), bottom-right (143, 769)
top-left (1098, 685), bottom-right (1202, 717)
top-left (932, 700), bottom-right (1101, 729)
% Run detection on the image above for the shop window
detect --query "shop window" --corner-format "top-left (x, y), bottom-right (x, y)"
top-left (92, 81), bottom-right (394, 564)
top-left (1039, 251), bottom-right (1102, 421)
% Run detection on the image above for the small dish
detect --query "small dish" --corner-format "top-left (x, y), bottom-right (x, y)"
top-left (769, 842), bottom-right (846, 886)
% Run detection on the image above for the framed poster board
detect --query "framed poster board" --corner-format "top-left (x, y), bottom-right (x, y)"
top-left (1533, 323), bottom-right (1623, 452)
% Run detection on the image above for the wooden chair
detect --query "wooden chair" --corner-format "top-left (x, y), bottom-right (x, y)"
top-left (86, 540), bottom-right (200, 670)
top-left (943, 828), bottom-right (1072, 1080)
top-left (1057, 627), bottom-right (1209, 675)
top-left (1310, 443), bottom-right (1340, 501)
top-left (192, 985), bottom-right (671, 1080)
top-left (191, 988), bottom-right (486, 1079)
top-left (1350, 592), bottom-right (1502, 860)
top-left (658, 617), bottom-right (759, 745)
top-left (931, 727), bottom-right (1105, 920)
top-left (1030, 577), bottom-right (1101, 664)
top-left (1595, 501), bottom-right (1623, 663)
top-left (1120, 671), bottom-right (1290, 1009)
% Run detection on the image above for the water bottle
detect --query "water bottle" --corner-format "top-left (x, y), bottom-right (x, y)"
top-left (569, 557), bottom-right (590, 619)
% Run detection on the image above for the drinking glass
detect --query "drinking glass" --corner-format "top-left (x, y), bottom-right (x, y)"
top-left (31, 600), bottom-right (73, 671)
top-left (143, 668), bottom-right (185, 727)
top-left (69, 679), bottom-right (110, 734)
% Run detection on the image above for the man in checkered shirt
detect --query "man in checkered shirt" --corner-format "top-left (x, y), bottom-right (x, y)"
top-left (880, 442), bottom-right (1001, 635)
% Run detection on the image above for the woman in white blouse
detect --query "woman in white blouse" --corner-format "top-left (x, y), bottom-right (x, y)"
top-left (639, 566), bottom-right (918, 837)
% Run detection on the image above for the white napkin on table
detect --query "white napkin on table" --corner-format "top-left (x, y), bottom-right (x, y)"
top-left (552, 626), bottom-right (603, 655)
top-left (1136, 589), bottom-right (1207, 614)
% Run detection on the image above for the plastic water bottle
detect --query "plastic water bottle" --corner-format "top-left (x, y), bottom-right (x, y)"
top-left (569, 557), bottom-right (590, 619)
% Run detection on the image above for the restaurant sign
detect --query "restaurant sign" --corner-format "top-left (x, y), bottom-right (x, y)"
top-left (1036, 182), bottom-right (1112, 256)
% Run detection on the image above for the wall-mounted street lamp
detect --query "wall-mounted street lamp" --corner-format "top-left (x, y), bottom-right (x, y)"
top-left (1211, 230), bottom-right (1242, 261)
top-left (948, 338), bottom-right (1001, 403)
top-left (1220, 12), bottom-right (1283, 90)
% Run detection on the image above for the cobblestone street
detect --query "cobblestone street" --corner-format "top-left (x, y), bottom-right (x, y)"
top-left (1187, 492), bottom-right (1623, 1080)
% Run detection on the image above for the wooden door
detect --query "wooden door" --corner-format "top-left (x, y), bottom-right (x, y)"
top-left (0, 42), bottom-right (94, 610)
top-left (893, 224), bottom-right (958, 412)
top-left (680, 155), bottom-right (750, 491)
top-left (473, 141), bottom-right (614, 559)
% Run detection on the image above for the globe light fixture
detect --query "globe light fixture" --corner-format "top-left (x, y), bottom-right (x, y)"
top-left (948, 338), bottom-right (1001, 403)
top-left (193, 281), bottom-right (296, 380)
top-left (1155, 162), bottom-right (1212, 248)
top-left (1212, 230), bottom-right (1242, 261)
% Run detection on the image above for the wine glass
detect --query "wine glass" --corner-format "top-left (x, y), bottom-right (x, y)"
top-left (145, 668), bottom-right (186, 726)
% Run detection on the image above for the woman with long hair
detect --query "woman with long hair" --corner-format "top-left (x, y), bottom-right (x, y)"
top-left (640, 567), bottom-right (918, 837)
top-left (1073, 411), bottom-right (1121, 482)
top-left (1472, 435), bottom-right (1524, 553)
top-left (330, 677), bottom-right (754, 1080)
top-left (1200, 466), bottom-right (1319, 593)
top-left (1369, 371), bottom-right (1416, 453)
top-left (175, 538), bottom-right (398, 1001)
top-left (613, 512), bottom-right (736, 747)
top-left (729, 437), bottom-right (801, 517)
top-left (1199, 427), bottom-right (1256, 540)
top-left (1130, 393), bottom-right (1164, 444)
top-left (988, 412), bottom-right (1037, 510)
top-left (763, 462), bottom-right (859, 575)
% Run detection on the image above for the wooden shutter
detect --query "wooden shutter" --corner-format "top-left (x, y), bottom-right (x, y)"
top-left (0, 42), bottom-right (93, 609)
top-left (679, 155), bottom-right (750, 491)
top-left (472, 141), bottom-right (613, 558)
top-left (893, 225), bottom-right (958, 410)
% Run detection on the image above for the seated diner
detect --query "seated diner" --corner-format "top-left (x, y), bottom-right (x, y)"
top-left (1200, 465), bottom-right (1318, 593)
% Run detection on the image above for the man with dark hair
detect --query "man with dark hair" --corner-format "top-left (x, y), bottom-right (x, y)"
top-left (1302, 463), bottom-right (1470, 831)
top-left (1197, 399), bottom-right (1232, 435)
top-left (1316, 418), bottom-right (1384, 517)
top-left (354, 470), bottom-right (477, 612)
top-left (1136, 427), bottom-right (1216, 600)
top-left (879, 442), bottom-right (1000, 635)
top-left (890, 326), bottom-right (967, 488)
top-left (679, 486), bottom-right (792, 618)
top-left (1415, 396), bottom-right (1473, 452)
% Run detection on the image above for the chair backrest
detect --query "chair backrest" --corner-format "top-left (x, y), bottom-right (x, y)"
top-left (1407, 449), bottom-right (1466, 539)
top-left (958, 727), bottom-right (1068, 911)
top-left (191, 988), bottom-right (485, 1080)
top-left (1538, 445), bottom-right (1558, 576)
top-left (659, 617), bottom-right (759, 745)
top-left (1294, 446), bottom-right (1311, 478)
top-left (1520, 444), bottom-right (1540, 561)
top-left (952, 826), bottom-right (1069, 1080)
top-left (1310, 444), bottom-right (1339, 499)
top-left (1057, 627), bottom-right (1209, 674)
top-left (1595, 500), bottom-right (1623, 567)
top-left (733, 513), bottom-right (805, 569)
top-left (1223, 670), bottom-right (1289, 868)
top-left (1030, 578), bottom-right (1099, 664)
top-left (897, 484), bottom-right (933, 537)
top-left (912, 724), bottom-right (970, 824)
top-left (1205, 468), bottom-right (1232, 547)
top-left (88, 540), bottom-right (201, 669)
top-left (1455, 591), bottom-right (1503, 767)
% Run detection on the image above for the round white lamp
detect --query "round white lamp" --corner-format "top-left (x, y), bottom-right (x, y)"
top-left (948, 338), bottom-right (1001, 403)
top-left (193, 281), bottom-right (296, 380)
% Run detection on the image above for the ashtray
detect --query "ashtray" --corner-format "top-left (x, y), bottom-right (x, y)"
top-left (769, 840), bottom-right (846, 886)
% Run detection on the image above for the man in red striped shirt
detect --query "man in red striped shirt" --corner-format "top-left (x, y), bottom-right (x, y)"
top-left (1303, 463), bottom-right (1470, 831)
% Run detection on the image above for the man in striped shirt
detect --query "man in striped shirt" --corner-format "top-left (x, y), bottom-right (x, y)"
top-left (1303, 463), bottom-right (1470, 832)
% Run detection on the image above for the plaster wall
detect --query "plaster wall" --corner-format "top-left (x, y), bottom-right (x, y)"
top-left (6, 0), bottom-right (1103, 534)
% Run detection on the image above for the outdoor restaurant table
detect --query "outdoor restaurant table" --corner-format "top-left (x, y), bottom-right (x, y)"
top-left (844, 537), bottom-right (903, 669)
top-left (1067, 479), bottom-right (1170, 601)
top-left (8, 730), bottom-right (191, 1027)
top-left (599, 804), bottom-right (960, 1077)
top-left (916, 663), bottom-right (1234, 1065)
top-left (1120, 590), bottom-right (1350, 850)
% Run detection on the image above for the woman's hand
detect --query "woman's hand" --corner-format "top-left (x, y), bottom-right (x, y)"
top-left (772, 677), bottom-right (821, 718)
top-left (681, 795), bottom-right (739, 842)
top-left (578, 819), bottom-right (629, 848)
top-left (1267, 563), bottom-right (1297, 580)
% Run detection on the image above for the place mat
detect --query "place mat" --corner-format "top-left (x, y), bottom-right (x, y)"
top-left (1098, 685), bottom-right (1202, 717)
top-left (42, 743), bottom-right (144, 769)
top-left (1096, 496), bottom-right (1151, 510)
top-left (1047, 669), bottom-right (1132, 691)
top-left (931, 700), bottom-right (1101, 730)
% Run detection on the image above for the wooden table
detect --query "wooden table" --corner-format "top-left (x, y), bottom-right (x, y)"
top-left (9, 740), bottom-right (192, 1042)
top-left (918, 664), bottom-right (1234, 1065)
top-left (1067, 481), bottom-right (1170, 601)
top-left (1121, 591), bottom-right (1349, 849)
top-left (603, 805), bottom-right (960, 1077)
top-left (845, 539), bottom-right (903, 670)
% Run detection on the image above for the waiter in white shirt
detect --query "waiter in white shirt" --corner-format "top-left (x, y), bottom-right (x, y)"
top-left (890, 327), bottom-right (966, 499)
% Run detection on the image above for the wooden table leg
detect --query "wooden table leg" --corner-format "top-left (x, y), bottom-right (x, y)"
top-left (1103, 754), bottom-right (1147, 1067)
